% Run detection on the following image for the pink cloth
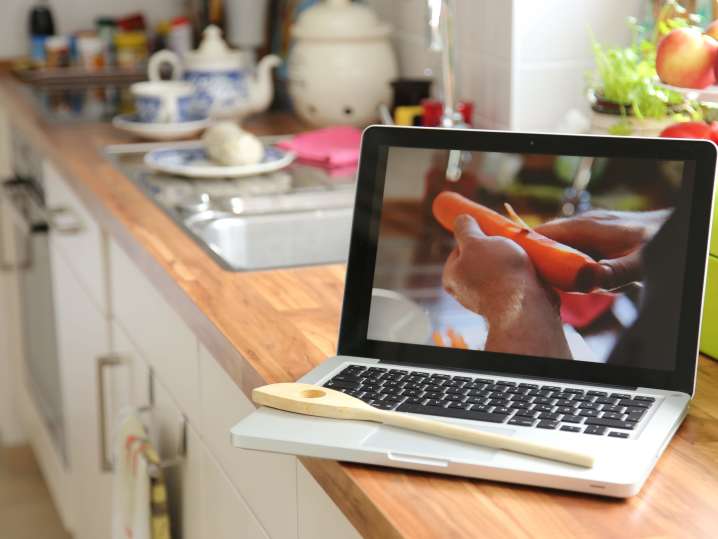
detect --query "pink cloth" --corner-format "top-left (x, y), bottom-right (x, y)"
top-left (277, 126), bottom-right (362, 169)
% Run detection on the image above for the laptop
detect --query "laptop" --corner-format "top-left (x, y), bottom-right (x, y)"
top-left (232, 126), bottom-right (716, 497)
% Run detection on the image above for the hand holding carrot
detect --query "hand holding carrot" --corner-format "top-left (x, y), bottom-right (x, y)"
top-left (442, 215), bottom-right (571, 359)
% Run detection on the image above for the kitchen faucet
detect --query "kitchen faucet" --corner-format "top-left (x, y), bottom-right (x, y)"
top-left (427, 0), bottom-right (465, 129)
top-left (427, 0), bottom-right (466, 181)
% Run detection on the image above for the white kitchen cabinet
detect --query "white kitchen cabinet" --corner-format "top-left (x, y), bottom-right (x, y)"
top-left (297, 463), bottom-right (360, 539)
top-left (109, 237), bottom-right (201, 426)
top-left (50, 237), bottom-right (112, 539)
top-left (44, 160), bottom-right (109, 316)
top-left (199, 343), bottom-right (298, 539)
top-left (201, 442), bottom-right (269, 539)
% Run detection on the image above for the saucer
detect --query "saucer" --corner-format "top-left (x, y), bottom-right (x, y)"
top-left (112, 114), bottom-right (212, 141)
top-left (143, 142), bottom-right (296, 178)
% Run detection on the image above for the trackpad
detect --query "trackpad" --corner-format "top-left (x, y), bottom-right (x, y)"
top-left (362, 423), bottom-right (516, 464)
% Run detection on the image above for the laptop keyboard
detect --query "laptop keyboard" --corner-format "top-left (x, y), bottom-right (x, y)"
top-left (323, 365), bottom-right (657, 438)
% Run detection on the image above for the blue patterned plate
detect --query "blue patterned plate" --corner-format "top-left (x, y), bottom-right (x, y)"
top-left (143, 142), bottom-right (295, 178)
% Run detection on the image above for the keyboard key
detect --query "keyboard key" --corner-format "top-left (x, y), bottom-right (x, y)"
top-left (474, 378), bottom-right (495, 384)
top-left (624, 406), bottom-right (648, 415)
top-left (471, 404), bottom-right (491, 413)
top-left (518, 383), bottom-right (539, 389)
top-left (537, 420), bottom-right (559, 429)
top-left (541, 385), bottom-right (561, 391)
top-left (396, 403), bottom-right (509, 423)
top-left (532, 404), bottom-right (554, 412)
top-left (617, 399), bottom-right (651, 409)
top-left (533, 397), bottom-right (555, 405)
top-left (560, 425), bottom-right (581, 432)
top-left (488, 399), bottom-right (510, 407)
top-left (602, 405), bottom-right (625, 413)
top-left (556, 406), bottom-right (576, 415)
top-left (486, 384), bottom-right (507, 392)
top-left (538, 412), bottom-right (561, 420)
top-left (634, 396), bottom-right (656, 403)
top-left (584, 418), bottom-right (636, 430)
top-left (561, 415), bottom-right (583, 424)
top-left (579, 409), bottom-right (599, 418)
top-left (584, 425), bottom-right (607, 435)
top-left (326, 380), bottom-right (361, 390)
top-left (510, 394), bottom-right (533, 402)
top-left (608, 431), bottom-right (630, 439)
top-left (496, 380), bottom-right (517, 386)
top-left (515, 410), bottom-right (539, 419)
top-left (596, 397), bottom-right (619, 405)
top-left (587, 390), bottom-right (608, 397)
top-left (578, 402), bottom-right (601, 410)
top-left (492, 407), bottom-right (511, 415)
top-left (452, 376), bottom-right (472, 382)
top-left (610, 393), bottom-right (632, 399)
top-left (555, 399), bottom-right (575, 407)
top-left (447, 402), bottom-right (469, 409)
top-left (424, 399), bottom-right (444, 407)
top-left (465, 397), bottom-right (486, 406)
top-left (509, 417), bottom-right (535, 427)
top-left (563, 388), bottom-right (584, 395)
top-left (509, 401), bottom-right (531, 410)
top-left (601, 412), bottom-right (625, 420)
top-left (626, 411), bottom-right (645, 422)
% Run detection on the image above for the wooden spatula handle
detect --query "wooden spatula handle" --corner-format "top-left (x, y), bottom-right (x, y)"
top-left (376, 409), bottom-right (594, 468)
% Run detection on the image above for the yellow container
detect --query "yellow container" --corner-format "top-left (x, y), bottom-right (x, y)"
top-left (700, 256), bottom-right (718, 358)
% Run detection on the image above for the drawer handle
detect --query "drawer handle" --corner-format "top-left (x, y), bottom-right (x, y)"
top-left (97, 354), bottom-right (126, 472)
top-left (47, 206), bottom-right (83, 235)
top-left (98, 361), bottom-right (187, 477)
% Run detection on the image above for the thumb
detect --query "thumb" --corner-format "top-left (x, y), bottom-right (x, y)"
top-left (453, 214), bottom-right (485, 249)
top-left (595, 250), bottom-right (643, 290)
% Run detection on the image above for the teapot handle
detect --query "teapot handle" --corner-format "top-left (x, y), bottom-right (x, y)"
top-left (148, 50), bottom-right (183, 81)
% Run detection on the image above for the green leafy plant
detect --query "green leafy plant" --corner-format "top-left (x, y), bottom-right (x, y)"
top-left (589, 17), bottom-right (701, 133)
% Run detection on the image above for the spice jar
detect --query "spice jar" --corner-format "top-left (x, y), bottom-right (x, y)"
top-left (114, 31), bottom-right (148, 68)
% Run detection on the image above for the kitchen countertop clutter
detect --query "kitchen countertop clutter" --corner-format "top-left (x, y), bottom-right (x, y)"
top-left (2, 67), bottom-right (718, 538)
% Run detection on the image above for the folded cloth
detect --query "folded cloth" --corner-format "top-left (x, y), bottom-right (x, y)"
top-left (276, 126), bottom-right (362, 169)
top-left (112, 412), bottom-right (171, 539)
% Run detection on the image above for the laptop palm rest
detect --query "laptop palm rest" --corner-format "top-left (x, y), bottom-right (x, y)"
top-left (362, 422), bottom-right (514, 465)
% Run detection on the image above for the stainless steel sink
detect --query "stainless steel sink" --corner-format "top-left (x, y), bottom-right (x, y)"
top-left (185, 208), bottom-right (353, 271)
top-left (105, 141), bottom-right (358, 272)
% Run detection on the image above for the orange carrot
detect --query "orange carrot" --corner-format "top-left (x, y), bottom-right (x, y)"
top-left (432, 191), bottom-right (601, 292)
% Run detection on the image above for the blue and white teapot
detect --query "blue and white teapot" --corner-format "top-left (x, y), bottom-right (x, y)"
top-left (148, 25), bottom-right (280, 120)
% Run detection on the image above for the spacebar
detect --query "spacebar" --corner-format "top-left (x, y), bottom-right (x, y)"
top-left (395, 403), bottom-right (509, 423)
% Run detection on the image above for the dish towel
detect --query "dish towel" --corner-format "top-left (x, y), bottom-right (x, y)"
top-left (276, 126), bottom-right (362, 170)
top-left (112, 412), bottom-right (172, 539)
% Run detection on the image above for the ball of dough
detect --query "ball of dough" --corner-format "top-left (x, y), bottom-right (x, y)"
top-left (202, 122), bottom-right (264, 166)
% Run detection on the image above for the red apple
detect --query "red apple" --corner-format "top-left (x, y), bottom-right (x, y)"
top-left (656, 27), bottom-right (718, 89)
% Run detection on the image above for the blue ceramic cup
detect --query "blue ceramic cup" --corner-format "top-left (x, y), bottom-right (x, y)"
top-left (130, 81), bottom-right (196, 123)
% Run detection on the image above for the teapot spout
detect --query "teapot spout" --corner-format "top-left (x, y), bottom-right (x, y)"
top-left (245, 54), bottom-right (281, 116)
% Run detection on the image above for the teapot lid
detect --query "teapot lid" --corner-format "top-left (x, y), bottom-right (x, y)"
top-left (292, 0), bottom-right (391, 40)
top-left (185, 25), bottom-right (242, 69)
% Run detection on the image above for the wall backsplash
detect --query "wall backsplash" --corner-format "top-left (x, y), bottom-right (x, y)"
top-left (368, 0), bottom-right (642, 131)
top-left (0, 0), bottom-right (181, 59)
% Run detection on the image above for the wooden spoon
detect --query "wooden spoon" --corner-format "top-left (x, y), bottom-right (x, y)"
top-left (253, 383), bottom-right (595, 468)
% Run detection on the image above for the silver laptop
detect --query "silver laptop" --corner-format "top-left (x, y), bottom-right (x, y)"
top-left (232, 127), bottom-right (716, 497)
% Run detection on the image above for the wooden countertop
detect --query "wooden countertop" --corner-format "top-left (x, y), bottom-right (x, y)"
top-left (2, 74), bottom-right (718, 538)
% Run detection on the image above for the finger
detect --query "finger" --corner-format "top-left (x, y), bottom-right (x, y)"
top-left (442, 247), bottom-right (460, 295)
top-left (596, 251), bottom-right (643, 290)
top-left (533, 218), bottom-right (575, 244)
top-left (453, 214), bottom-right (485, 250)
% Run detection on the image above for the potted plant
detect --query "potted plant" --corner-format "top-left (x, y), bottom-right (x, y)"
top-left (587, 17), bottom-right (701, 136)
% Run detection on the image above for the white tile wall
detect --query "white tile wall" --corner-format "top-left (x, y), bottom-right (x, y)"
top-left (369, 0), bottom-right (643, 131)
top-left (0, 0), bottom-right (181, 59)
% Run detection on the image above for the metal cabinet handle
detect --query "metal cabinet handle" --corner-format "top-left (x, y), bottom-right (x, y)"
top-left (97, 354), bottom-right (126, 472)
top-left (47, 206), bottom-right (83, 235)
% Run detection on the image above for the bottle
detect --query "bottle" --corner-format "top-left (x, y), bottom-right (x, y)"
top-left (28, 0), bottom-right (55, 67)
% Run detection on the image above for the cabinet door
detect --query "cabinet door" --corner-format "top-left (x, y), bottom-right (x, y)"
top-left (297, 463), bottom-right (360, 539)
top-left (51, 241), bottom-right (111, 539)
top-left (149, 374), bottom-right (203, 539)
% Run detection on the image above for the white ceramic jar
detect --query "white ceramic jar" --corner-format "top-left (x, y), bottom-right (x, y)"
top-left (288, 0), bottom-right (398, 127)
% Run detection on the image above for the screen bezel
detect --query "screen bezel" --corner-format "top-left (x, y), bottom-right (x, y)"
top-left (338, 126), bottom-right (716, 395)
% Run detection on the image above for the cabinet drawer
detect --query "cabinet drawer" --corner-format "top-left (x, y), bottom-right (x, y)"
top-left (201, 444), bottom-right (269, 539)
top-left (44, 160), bottom-right (108, 314)
top-left (199, 344), bottom-right (297, 539)
top-left (701, 255), bottom-right (718, 358)
top-left (297, 463), bottom-right (360, 539)
top-left (108, 238), bottom-right (200, 425)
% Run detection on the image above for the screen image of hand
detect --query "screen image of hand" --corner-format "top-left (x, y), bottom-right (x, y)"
top-left (535, 209), bottom-right (670, 291)
top-left (442, 215), bottom-right (572, 359)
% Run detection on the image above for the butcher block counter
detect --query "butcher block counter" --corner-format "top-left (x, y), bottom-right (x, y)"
top-left (1, 73), bottom-right (717, 539)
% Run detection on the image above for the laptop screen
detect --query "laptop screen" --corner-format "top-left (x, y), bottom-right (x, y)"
top-left (367, 146), bottom-right (698, 372)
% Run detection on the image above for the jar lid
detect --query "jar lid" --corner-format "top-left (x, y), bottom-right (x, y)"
top-left (114, 31), bottom-right (147, 47)
top-left (292, 0), bottom-right (391, 40)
